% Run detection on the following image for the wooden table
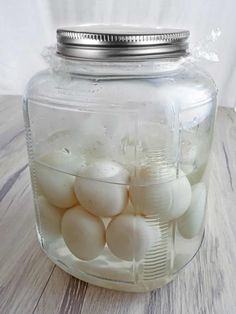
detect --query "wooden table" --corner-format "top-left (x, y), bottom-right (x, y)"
top-left (0, 96), bottom-right (236, 314)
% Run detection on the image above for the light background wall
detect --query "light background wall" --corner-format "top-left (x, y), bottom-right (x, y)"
top-left (1, 0), bottom-right (236, 108)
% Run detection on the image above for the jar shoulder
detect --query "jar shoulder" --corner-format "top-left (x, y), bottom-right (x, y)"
top-left (24, 69), bottom-right (53, 99)
top-left (24, 61), bottom-right (217, 107)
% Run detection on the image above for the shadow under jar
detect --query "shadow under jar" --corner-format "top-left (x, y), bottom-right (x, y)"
top-left (23, 26), bottom-right (217, 292)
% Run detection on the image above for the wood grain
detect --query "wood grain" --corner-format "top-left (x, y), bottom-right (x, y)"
top-left (0, 96), bottom-right (235, 314)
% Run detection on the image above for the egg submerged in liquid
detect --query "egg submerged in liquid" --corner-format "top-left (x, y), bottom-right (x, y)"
top-left (130, 167), bottom-right (192, 219)
top-left (74, 160), bottom-right (129, 217)
top-left (37, 196), bottom-right (65, 242)
top-left (106, 214), bottom-right (157, 261)
top-left (177, 182), bottom-right (206, 239)
top-left (35, 150), bottom-right (85, 208)
top-left (61, 206), bottom-right (106, 260)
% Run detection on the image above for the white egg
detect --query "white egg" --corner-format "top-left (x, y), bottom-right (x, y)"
top-left (177, 182), bottom-right (206, 239)
top-left (130, 167), bottom-right (192, 219)
top-left (106, 214), bottom-right (155, 261)
top-left (38, 196), bottom-right (65, 241)
top-left (61, 206), bottom-right (105, 260)
top-left (36, 151), bottom-right (85, 208)
top-left (74, 160), bottom-right (129, 217)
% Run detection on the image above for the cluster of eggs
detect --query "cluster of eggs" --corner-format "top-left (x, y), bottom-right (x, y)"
top-left (36, 150), bottom-right (206, 262)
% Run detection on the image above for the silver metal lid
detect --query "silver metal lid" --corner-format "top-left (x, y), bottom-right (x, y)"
top-left (57, 26), bottom-right (189, 60)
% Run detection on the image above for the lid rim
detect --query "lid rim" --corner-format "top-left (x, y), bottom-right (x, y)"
top-left (56, 27), bottom-right (189, 60)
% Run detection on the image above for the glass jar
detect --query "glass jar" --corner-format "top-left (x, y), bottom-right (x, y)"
top-left (23, 26), bottom-right (217, 292)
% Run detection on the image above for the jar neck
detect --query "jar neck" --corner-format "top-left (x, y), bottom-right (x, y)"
top-left (49, 53), bottom-right (186, 77)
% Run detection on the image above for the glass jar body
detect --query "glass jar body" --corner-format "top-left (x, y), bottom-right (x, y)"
top-left (23, 56), bottom-right (217, 292)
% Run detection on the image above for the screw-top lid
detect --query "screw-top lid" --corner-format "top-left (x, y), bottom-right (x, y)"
top-left (57, 25), bottom-right (189, 60)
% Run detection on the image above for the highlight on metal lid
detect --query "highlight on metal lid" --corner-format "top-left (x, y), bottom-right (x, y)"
top-left (56, 25), bottom-right (190, 60)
